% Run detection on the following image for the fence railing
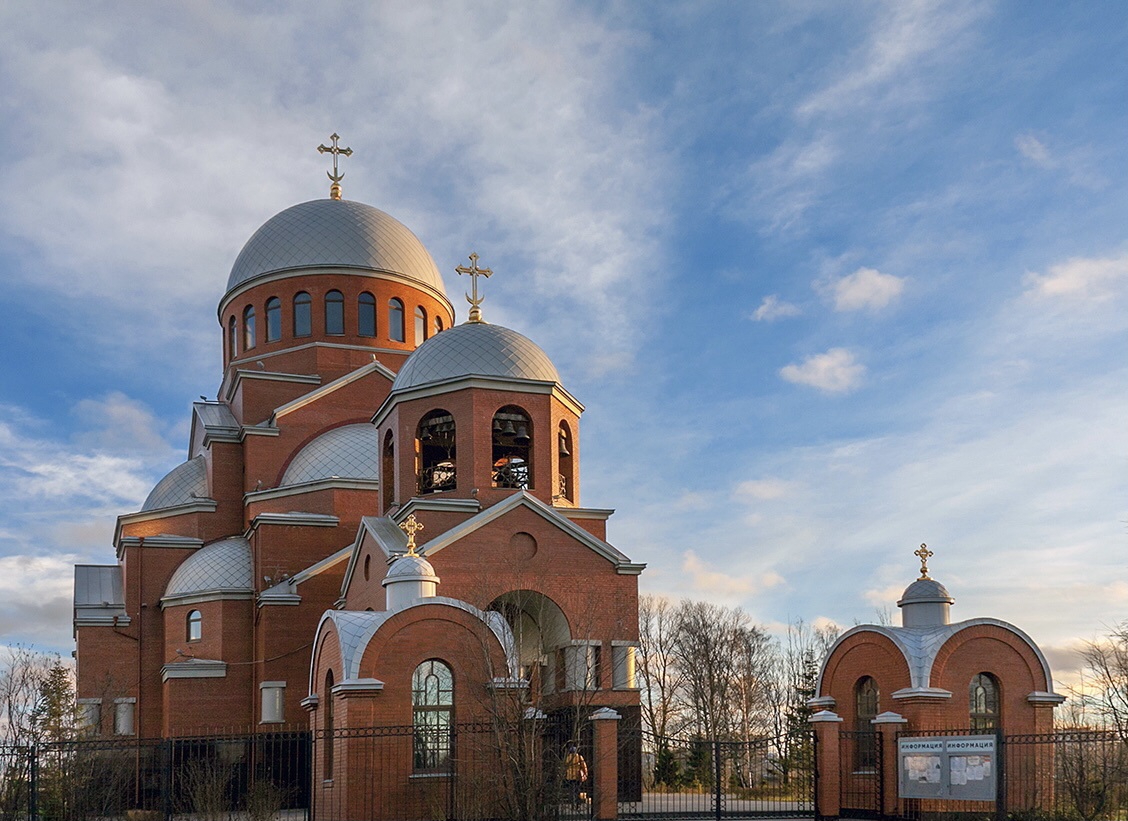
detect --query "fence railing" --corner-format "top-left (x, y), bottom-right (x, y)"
top-left (617, 727), bottom-right (815, 819)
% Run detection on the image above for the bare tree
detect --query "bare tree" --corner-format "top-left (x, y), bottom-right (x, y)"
top-left (1079, 622), bottom-right (1128, 740)
top-left (637, 594), bottom-right (686, 739)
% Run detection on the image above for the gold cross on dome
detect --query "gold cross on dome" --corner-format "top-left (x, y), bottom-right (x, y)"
top-left (317, 133), bottom-right (353, 200)
top-left (914, 543), bottom-right (934, 580)
top-left (399, 514), bottom-right (425, 556)
top-left (455, 252), bottom-right (493, 323)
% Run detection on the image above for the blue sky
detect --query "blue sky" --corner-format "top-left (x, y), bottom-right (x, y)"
top-left (0, 2), bottom-right (1125, 688)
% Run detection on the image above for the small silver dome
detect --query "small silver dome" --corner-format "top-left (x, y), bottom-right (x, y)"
top-left (386, 553), bottom-right (436, 579)
top-left (899, 578), bottom-right (954, 605)
top-left (281, 424), bottom-right (379, 486)
top-left (226, 199), bottom-right (446, 296)
top-left (164, 537), bottom-right (253, 600)
top-left (392, 322), bottom-right (560, 392)
top-left (142, 456), bottom-right (208, 512)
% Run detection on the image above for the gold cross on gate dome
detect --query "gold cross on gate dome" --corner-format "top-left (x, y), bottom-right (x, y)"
top-left (317, 133), bottom-right (353, 200)
top-left (455, 252), bottom-right (493, 323)
top-left (399, 514), bottom-right (425, 556)
top-left (914, 543), bottom-right (934, 580)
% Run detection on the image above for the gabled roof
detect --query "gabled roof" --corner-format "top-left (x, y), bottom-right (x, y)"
top-left (413, 491), bottom-right (639, 570)
top-left (271, 359), bottom-right (396, 424)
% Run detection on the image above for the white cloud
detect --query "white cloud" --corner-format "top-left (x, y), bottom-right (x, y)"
top-left (734, 478), bottom-right (796, 501)
top-left (829, 267), bottom-right (906, 312)
top-left (751, 295), bottom-right (802, 322)
top-left (1015, 134), bottom-right (1054, 168)
top-left (1023, 254), bottom-right (1128, 301)
top-left (682, 551), bottom-right (784, 599)
top-left (780, 348), bottom-right (865, 393)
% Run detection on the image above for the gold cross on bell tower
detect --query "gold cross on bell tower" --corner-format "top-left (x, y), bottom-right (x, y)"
top-left (399, 514), bottom-right (425, 556)
top-left (914, 543), bottom-right (934, 580)
top-left (317, 132), bottom-right (353, 200)
top-left (456, 252), bottom-right (493, 323)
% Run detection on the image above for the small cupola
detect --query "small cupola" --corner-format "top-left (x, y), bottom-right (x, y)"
top-left (382, 514), bottom-right (439, 610)
top-left (897, 544), bottom-right (954, 627)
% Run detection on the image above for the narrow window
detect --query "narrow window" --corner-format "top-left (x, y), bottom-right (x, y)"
top-left (612, 645), bottom-right (637, 689)
top-left (228, 316), bottom-right (238, 359)
top-left (324, 670), bottom-right (335, 778)
top-left (412, 660), bottom-right (453, 771)
top-left (358, 292), bottom-right (377, 337)
top-left (417, 410), bottom-right (456, 493)
top-left (293, 292), bottom-right (312, 337)
top-left (243, 305), bottom-right (256, 350)
top-left (187, 610), bottom-right (202, 642)
top-left (970, 673), bottom-right (1000, 732)
top-left (415, 306), bottom-right (427, 344)
top-left (855, 676), bottom-right (879, 770)
top-left (265, 297), bottom-right (281, 342)
top-left (382, 430), bottom-right (395, 511)
top-left (325, 290), bottom-right (345, 335)
top-left (492, 406), bottom-right (532, 490)
top-left (389, 298), bottom-right (405, 342)
top-left (434, 315), bottom-right (444, 335)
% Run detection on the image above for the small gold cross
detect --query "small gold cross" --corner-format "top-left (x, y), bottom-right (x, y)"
top-left (399, 514), bottom-right (425, 556)
top-left (317, 133), bottom-right (353, 200)
top-left (914, 543), bottom-right (934, 580)
top-left (455, 252), bottom-right (493, 323)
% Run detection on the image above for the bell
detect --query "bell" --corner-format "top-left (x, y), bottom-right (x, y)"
top-left (502, 420), bottom-right (516, 436)
top-left (421, 428), bottom-right (433, 442)
top-left (558, 437), bottom-right (570, 458)
top-left (493, 418), bottom-right (503, 433)
top-left (514, 425), bottom-right (530, 445)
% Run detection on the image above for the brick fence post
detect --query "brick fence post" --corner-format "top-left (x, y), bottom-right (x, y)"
top-left (874, 711), bottom-right (908, 819)
top-left (590, 707), bottom-right (621, 821)
top-left (810, 709), bottom-right (843, 821)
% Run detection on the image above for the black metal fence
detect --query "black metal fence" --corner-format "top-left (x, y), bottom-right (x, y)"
top-left (617, 727), bottom-right (815, 819)
top-left (839, 729), bottom-right (882, 819)
top-left (1, 730), bottom-right (309, 821)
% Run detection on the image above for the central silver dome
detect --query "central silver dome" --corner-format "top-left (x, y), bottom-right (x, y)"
top-left (391, 322), bottom-right (560, 392)
top-left (225, 199), bottom-right (446, 296)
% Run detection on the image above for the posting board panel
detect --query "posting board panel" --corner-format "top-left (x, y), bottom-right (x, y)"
top-left (898, 735), bottom-right (996, 801)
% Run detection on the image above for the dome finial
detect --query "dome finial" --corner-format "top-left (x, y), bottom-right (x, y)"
top-left (914, 543), bottom-right (934, 580)
top-left (399, 513), bottom-right (425, 556)
top-left (317, 132), bottom-right (353, 200)
top-left (456, 252), bottom-right (493, 323)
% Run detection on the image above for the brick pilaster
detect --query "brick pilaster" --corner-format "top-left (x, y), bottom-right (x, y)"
top-left (590, 707), bottom-right (621, 821)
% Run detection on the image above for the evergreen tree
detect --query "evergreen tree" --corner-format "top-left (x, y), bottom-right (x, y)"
top-left (31, 661), bottom-right (77, 743)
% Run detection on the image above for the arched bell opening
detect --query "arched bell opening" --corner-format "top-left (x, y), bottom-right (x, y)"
top-left (492, 406), bottom-right (532, 490)
top-left (556, 421), bottom-right (574, 503)
top-left (488, 589), bottom-right (571, 695)
top-left (416, 410), bottom-right (456, 494)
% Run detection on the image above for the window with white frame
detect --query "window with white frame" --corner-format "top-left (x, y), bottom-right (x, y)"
top-left (78, 698), bottom-right (101, 733)
top-left (612, 643), bottom-right (637, 689)
top-left (261, 681), bottom-right (286, 724)
top-left (114, 698), bottom-right (135, 736)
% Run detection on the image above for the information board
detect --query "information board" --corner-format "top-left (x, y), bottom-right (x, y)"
top-left (898, 735), bottom-right (996, 801)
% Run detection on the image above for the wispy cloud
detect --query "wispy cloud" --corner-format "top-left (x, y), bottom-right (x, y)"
top-left (826, 267), bottom-right (906, 312)
top-left (751, 295), bottom-right (802, 322)
top-left (733, 478), bottom-right (796, 501)
top-left (1023, 254), bottom-right (1128, 301)
top-left (780, 348), bottom-right (865, 394)
top-left (1015, 134), bottom-right (1054, 168)
top-left (682, 550), bottom-right (784, 599)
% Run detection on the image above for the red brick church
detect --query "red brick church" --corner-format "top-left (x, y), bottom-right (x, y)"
top-left (72, 141), bottom-right (644, 794)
